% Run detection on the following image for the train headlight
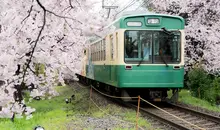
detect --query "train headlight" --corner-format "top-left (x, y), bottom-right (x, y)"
top-left (147, 18), bottom-right (160, 24)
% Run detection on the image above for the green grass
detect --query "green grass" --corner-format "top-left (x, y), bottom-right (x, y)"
top-left (0, 85), bottom-right (154, 130)
top-left (122, 110), bottom-right (153, 129)
top-left (0, 86), bottom-right (76, 130)
top-left (169, 89), bottom-right (220, 112)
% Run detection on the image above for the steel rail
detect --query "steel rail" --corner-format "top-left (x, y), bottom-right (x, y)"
top-left (127, 103), bottom-right (192, 130)
top-left (168, 103), bottom-right (220, 124)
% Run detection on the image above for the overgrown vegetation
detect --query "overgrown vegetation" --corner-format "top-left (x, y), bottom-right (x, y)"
top-left (0, 85), bottom-right (154, 130)
top-left (186, 67), bottom-right (220, 105)
top-left (173, 90), bottom-right (220, 112)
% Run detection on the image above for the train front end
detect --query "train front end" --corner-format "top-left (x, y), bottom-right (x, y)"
top-left (117, 14), bottom-right (185, 101)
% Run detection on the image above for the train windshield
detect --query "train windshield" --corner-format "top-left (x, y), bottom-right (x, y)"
top-left (124, 30), bottom-right (181, 64)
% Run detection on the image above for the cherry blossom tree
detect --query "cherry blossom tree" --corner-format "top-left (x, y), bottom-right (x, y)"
top-left (0, 0), bottom-right (111, 119)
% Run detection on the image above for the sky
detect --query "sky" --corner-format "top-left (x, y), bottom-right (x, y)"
top-left (92, 0), bottom-right (146, 17)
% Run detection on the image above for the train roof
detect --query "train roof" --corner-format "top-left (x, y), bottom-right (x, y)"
top-left (87, 13), bottom-right (185, 44)
top-left (105, 13), bottom-right (185, 30)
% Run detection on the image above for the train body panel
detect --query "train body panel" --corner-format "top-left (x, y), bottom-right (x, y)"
top-left (85, 64), bottom-right (184, 88)
top-left (117, 65), bottom-right (184, 88)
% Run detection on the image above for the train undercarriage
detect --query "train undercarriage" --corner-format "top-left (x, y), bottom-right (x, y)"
top-left (77, 74), bottom-right (179, 103)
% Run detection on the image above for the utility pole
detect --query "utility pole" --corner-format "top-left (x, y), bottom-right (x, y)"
top-left (102, 0), bottom-right (118, 18)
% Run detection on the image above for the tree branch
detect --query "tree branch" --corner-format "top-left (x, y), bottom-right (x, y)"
top-left (22, 0), bottom-right (46, 83)
top-left (69, 0), bottom-right (74, 8)
top-left (28, 66), bottom-right (36, 75)
top-left (56, 36), bottom-right (64, 43)
top-left (64, 19), bottom-right (83, 35)
top-left (75, 0), bottom-right (81, 9)
top-left (46, 9), bottom-right (82, 24)
top-left (21, 5), bottom-right (33, 24)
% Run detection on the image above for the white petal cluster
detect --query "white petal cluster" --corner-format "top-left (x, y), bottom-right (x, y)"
top-left (0, 0), bottom-right (111, 118)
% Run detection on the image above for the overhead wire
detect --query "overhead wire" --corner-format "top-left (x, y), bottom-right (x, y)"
top-left (135, 0), bottom-right (146, 10)
top-left (114, 0), bottom-right (135, 12)
top-left (115, 0), bottom-right (137, 15)
top-left (99, 0), bottom-right (137, 19)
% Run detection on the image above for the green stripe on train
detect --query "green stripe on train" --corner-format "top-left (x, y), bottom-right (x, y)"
top-left (86, 65), bottom-right (184, 88)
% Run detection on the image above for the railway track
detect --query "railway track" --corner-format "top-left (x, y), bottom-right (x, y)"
top-left (76, 82), bottom-right (220, 130)
top-left (128, 101), bottom-right (220, 130)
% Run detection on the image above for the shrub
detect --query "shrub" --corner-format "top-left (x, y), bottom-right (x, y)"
top-left (186, 67), bottom-right (220, 105)
top-left (204, 77), bottom-right (220, 105)
top-left (187, 68), bottom-right (211, 98)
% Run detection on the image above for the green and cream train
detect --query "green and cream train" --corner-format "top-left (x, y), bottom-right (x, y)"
top-left (76, 13), bottom-right (185, 102)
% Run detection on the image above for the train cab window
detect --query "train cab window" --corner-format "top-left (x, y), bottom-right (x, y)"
top-left (125, 31), bottom-right (138, 58)
top-left (153, 31), bottom-right (181, 63)
top-left (140, 33), bottom-right (152, 61)
top-left (124, 30), bottom-right (181, 64)
top-left (124, 31), bottom-right (152, 63)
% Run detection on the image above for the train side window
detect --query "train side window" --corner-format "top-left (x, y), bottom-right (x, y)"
top-left (101, 41), bottom-right (104, 61)
top-left (91, 45), bottom-right (93, 61)
top-left (95, 44), bottom-right (98, 61)
top-left (93, 45), bottom-right (95, 61)
top-left (97, 43), bottom-right (99, 61)
top-left (92, 45), bottom-right (94, 61)
top-left (96, 43), bottom-right (98, 61)
top-left (95, 43), bottom-right (97, 61)
top-left (103, 39), bottom-right (106, 60)
top-left (99, 41), bottom-right (101, 61)
top-left (110, 35), bottom-right (114, 60)
top-left (97, 42), bottom-right (99, 61)
top-left (116, 32), bottom-right (118, 58)
top-left (92, 45), bottom-right (93, 61)
top-left (100, 41), bottom-right (101, 61)
top-left (101, 40), bottom-right (103, 61)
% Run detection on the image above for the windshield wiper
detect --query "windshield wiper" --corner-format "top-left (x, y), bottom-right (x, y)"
top-left (161, 27), bottom-right (173, 36)
top-left (159, 52), bottom-right (169, 67)
top-left (137, 57), bottom-right (144, 67)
